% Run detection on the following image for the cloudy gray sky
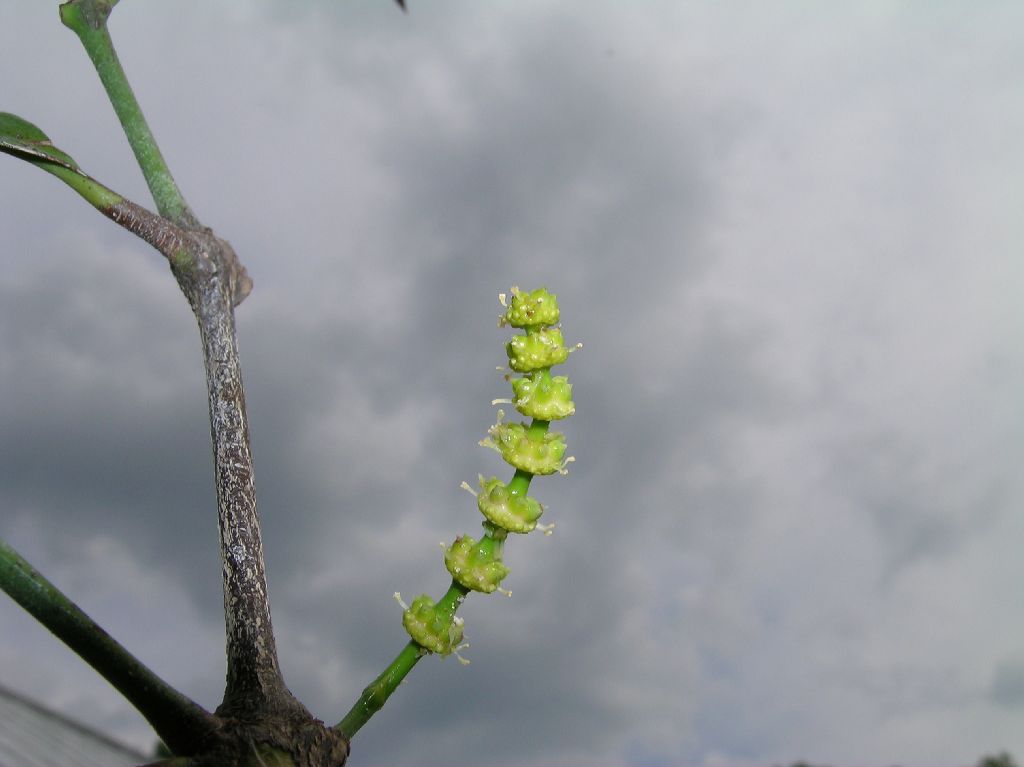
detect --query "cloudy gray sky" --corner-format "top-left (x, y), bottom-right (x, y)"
top-left (2, 2), bottom-right (1024, 766)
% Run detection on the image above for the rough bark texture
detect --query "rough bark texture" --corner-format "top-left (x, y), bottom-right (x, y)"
top-left (192, 713), bottom-right (350, 767)
top-left (105, 198), bottom-right (188, 260)
top-left (169, 232), bottom-right (286, 711)
top-left (164, 232), bottom-right (349, 765)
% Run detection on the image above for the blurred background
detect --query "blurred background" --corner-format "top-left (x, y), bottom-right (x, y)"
top-left (1, 2), bottom-right (1023, 766)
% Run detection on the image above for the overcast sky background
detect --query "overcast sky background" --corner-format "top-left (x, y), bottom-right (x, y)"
top-left (2, 2), bottom-right (1023, 766)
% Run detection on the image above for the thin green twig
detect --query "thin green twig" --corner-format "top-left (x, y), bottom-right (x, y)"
top-left (60, 0), bottom-right (197, 226)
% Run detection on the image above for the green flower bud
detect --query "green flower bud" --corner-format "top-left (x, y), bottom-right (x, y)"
top-left (482, 411), bottom-right (569, 475)
top-left (444, 534), bottom-right (511, 593)
top-left (398, 593), bottom-right (466, 656)
top-left (506, 327), bottom-right (570, 373)
top-left (474, 475), bottom-right (544, 533)
top-left (501, 286), bottom-right (560, 329)
top-left (510, 369), bottom-right (575, 420)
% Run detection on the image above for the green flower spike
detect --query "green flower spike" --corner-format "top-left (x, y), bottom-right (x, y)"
top-left (481, 410), bottom-right (575, 476)
top-left (395, 592), bottom-right (470, 664)
top-left (443, 534), bottom-right (511, 595)
top-left (338, 286), bottom-right (577, 742)
top-left (499, 286), bottom-right (561, 329)
top-left (462, 475), bottom-right (544, 534)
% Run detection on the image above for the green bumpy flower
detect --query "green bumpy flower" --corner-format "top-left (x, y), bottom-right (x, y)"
top-left (400, 594), bottom-right (465, 656)
top-left (475, 475), bottom-right (544, 533)
top-left (484, 413), bottom-right (568, 475)
top-left (444, 534), bottom-right (511, 593)
top-left (506, 328), bottom-right (570, 373)
top-left (502, 286), bottom-right (560, 329)
top-left (510, 369), bottom-right (575, 420)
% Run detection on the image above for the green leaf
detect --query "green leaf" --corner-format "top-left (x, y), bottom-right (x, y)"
top-left (0, 112), bottom-right (81, 171)
top-left (0, 111), bottom-right (124, 210)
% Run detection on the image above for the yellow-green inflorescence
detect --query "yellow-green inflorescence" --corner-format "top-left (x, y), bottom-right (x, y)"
top-left (397, 286), bottom-right (578, 662)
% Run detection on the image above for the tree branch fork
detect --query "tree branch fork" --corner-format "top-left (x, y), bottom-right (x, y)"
top-left (0, 0), bottom-right (347, 760)
top-left (0, 0), bottom-right (484, 761)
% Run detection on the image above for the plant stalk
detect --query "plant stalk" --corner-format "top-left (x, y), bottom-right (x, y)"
top-left (0, 536), bottom-right (218, 755)
top-left (60, 0), bottom-right (197, 226)
top-left (335, 641), bottom-right (423, 740)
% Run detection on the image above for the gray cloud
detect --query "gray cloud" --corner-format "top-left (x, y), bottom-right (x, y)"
top-left (2, 2), bottom-right (1024, 766)
top-left (992, 660), bottom-right (1024, 710)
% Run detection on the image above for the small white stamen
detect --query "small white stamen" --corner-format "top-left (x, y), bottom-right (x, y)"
top-left (492, 397), bottom-right (512, 406)
top-left (536, 523), bottom-right (555, 536)
top-left (393, 592), bottom-right (409, 611)
top-left (460, 481), bottom-right (478, 497)
top-left (497, 587), bottom-right (512, 598)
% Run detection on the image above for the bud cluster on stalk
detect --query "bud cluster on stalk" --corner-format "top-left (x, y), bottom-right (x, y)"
top-left (395, 287), bottom-right (578, 662)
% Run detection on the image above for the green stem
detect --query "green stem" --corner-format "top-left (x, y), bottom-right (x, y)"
top-left (335, 640), bottom-right (424, 739)
top-left (508, 466), bottom-right (537, 496)
top-left (436, 580), bottom-right (470, 616)
top-left (60, 0), bottom-right (196, 225)
top-left (37, 162), bottom-right (123, 210)
top-left (0, 536), bottom-right (218, 755)
top-left (526, 418), bottom-right (550, 440)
